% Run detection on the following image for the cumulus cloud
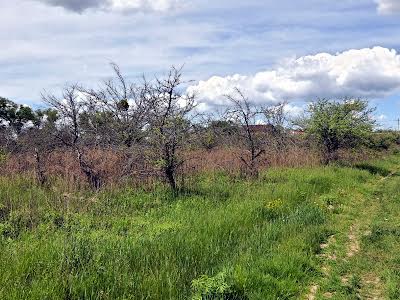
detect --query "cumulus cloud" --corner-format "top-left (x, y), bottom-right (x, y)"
top-left (35, 0), bottom-right (181, 13)
top-left (376, 0), bottom-right (400, 14)
top-left (377, 114), bottom-right (388, 121)
top-left (188, 47), bottom-right (400, 106)
top-left (282, 103), bottom-right (305, 117)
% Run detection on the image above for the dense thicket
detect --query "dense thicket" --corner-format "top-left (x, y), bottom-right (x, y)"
top-left (0, 66), bottom-right (396, 191)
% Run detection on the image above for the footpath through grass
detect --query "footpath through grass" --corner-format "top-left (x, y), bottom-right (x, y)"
top-left (0, 155), bottom-right (399, 299)
top-left (309, 155), bottom-right (400, 299)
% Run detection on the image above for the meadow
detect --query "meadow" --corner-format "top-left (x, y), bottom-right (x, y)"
top-left (1, 154), bottom-right (399, 299)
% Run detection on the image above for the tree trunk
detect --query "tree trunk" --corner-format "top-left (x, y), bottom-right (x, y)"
top-left (323, 147), bottom-right (338, 165)
top-left (76, 149), bottom-right (102, 190)
top-left (34, 148), bottom-right (47, 186)
top-left (249, 160), bottom-right (259, 178)
top-left (165, 164), bottom-right (177, 192)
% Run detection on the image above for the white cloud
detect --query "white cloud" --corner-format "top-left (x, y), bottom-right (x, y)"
top-left (376, 0), bottom-right (400, 14)
top-left (283, 103), bottom-right (304, 117)
top-left (188, 47), bottom-right (400, 106)
top-left (377, 114), bottom-right (388, 120)
top-left (109, 0), bottom-right (181, 12)
top-left (35, 0), bottom-right (181, 13)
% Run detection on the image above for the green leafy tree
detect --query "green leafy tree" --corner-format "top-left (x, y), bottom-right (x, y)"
top-left (301, 98), bottom-right (375, 164)
top-left (0, 97), bottom-right (36, 134)
top-left (197, 119), bottom-right (239, 151)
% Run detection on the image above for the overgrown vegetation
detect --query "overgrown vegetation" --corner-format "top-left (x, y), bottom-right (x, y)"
top-left (310, 154), bottom-right (400, 299)
top-left (2, 66), bottom-right (396, 192)
top-left (298, 98), bottom-right (376, 164)
top-left (3, 155), bottom-right (399, 299)
top-left (1, 65), bottom-right (400, 299)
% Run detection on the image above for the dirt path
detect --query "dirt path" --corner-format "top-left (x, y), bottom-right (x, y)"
top-left (346, 224), bottom-right (360, 258)
top-left (304, 164), bottom-right (400, 300)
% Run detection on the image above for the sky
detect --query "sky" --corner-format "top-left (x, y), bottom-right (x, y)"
top-left (2, 0), bottom-right (400, 128)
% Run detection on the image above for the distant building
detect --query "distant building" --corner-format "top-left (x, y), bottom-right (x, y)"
top-left (289, 129), bottom-right (305, 136)
top-left (247, 124), bottom-right (276, 133)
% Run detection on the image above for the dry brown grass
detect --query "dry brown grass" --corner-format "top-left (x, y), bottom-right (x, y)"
top-left (1, 143), bottom-right (388, 190)
top-left (184, 145), bottom-right (321, 175)
top-left (1, 144), bottom-right (319, 187)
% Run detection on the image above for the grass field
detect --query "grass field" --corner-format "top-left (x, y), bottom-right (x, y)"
top-left (1, 155), bottom-right (400, 299)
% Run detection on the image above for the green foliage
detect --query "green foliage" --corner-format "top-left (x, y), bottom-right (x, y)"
top-left (0, 97), bottom-right (17, 124)
top-left (301, 98), bottom-right (375, 163)
top-left (199, 121), bottom-right (239, 151)
top-left (261, 198), bottom-right (286, 221)
top-left (191, 270), bottom-right (245, 300)
top-left (34, 108), bottom-right (59, 127)
top-left (367, 131), bottom-right (400, 151)
top-left (0, 97), bottom-right (37, 133)
top-left (0, 149), bottom-right (8, 165)
top-left (353, 162), bottom-right (391, 176)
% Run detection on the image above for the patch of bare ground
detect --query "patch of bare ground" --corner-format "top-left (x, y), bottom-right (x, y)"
top-left (360, 273), bottom-right (383, 300)
top-left (341, 225), bottom-right (383, 299)
top-left (307, 285), bottom-right (319, 300)
top-left (305, 164), bottom-right (399, 299)
top-left (305, 235), bottom-right (336, 299)
top-left (347, 224), bottom-right (360, 258)
top-left (322, 292), bottom-right (333, 298)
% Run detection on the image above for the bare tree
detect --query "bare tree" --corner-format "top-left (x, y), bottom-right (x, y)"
top-left (82, 63), bottom-right (155, 179)
top-left (83, 63), bottom-right (153, 148)
top-left (148, 66), bottom-right (197, 191)
top-left (18, 108), bottom-right (59, 186)
top-left (0, 127), bottom-right (15, 155)
top-left (262, 102), bottom-right (290, 152)
top-left (263, 102), bottom-right (287, 129)
top-left (42, 85), bottom-right (102, 190)
top-left (225, 88), bottom-right (265, 178)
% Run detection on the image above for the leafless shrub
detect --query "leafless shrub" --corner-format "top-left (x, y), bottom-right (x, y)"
top-left (147, 66), bottom-right (197, 191)
top-left (224, 88), bottom-right (266, 178)
top-left (42, 85), bottom-right (103, 190)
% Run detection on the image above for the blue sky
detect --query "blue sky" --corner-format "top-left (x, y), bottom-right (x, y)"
top-left (1, 0), bottom-right (400, 128)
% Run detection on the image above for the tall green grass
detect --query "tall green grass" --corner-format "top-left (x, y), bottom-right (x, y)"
top-left (0, 165), bottom-right (377, 299)
top-left (307, 154), bottom-right (400, 299)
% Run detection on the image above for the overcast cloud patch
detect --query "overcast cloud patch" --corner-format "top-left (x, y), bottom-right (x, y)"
top-left (35, 0), bottom-right (181, 13)
top-left (376, 0), bottom-right (400, 14)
